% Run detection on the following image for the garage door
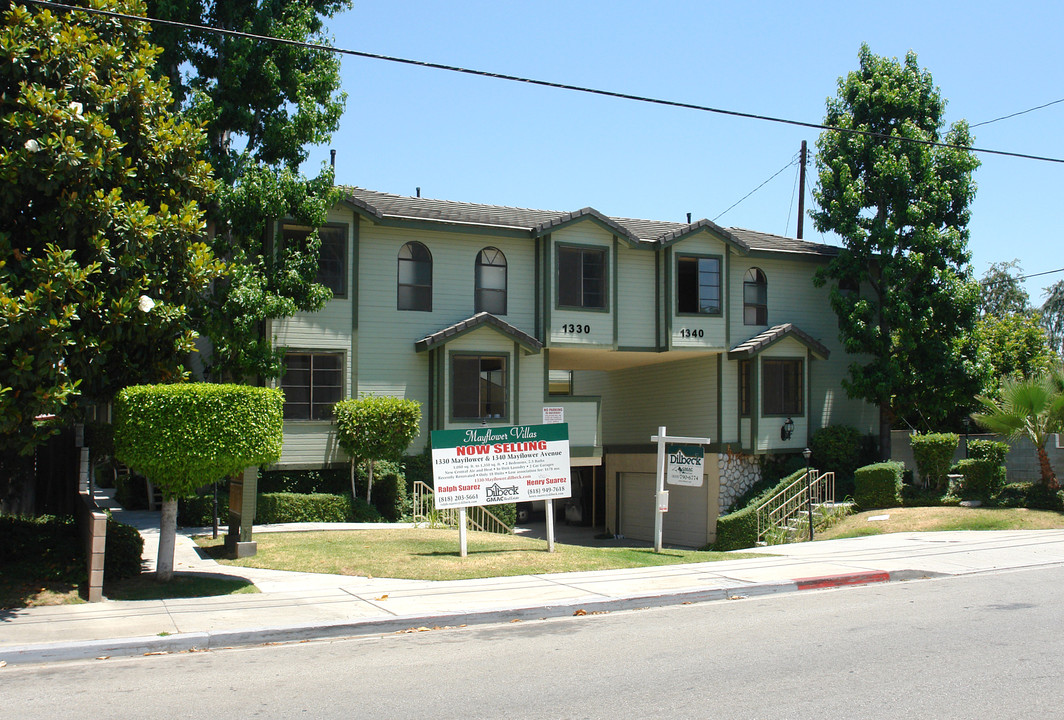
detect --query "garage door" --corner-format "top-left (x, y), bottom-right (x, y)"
top-left (619, 472), bottom-right (709, 548)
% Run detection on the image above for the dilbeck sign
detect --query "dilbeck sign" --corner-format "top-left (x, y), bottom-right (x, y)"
top-left (430, 423), bottom-right (572, 509)
top-left (666, 444), bottom-right (704, 487)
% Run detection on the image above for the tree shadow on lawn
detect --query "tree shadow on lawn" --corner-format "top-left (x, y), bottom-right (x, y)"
top-left (104, 571), bottom-right (258, 601)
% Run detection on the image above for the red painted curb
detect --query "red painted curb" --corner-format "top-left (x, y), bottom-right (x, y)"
top-left (795, 571), bottom-right (891, 590)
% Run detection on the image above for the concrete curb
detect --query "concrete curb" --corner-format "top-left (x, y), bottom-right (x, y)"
top-left (0, 575), bottom-right (897, 666)
top-left (0, 568), bottom-right (951, 667)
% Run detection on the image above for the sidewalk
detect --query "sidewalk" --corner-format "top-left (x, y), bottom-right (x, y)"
top-left (5, 502), bottom-right (1064, 665)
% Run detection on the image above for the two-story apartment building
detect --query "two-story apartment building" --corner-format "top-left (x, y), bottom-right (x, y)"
top-left (268, 187), bottom-right (878, 547)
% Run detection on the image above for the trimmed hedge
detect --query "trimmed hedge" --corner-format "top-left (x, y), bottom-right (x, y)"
top-left (950, 458), bottom-right (1005, 500)
top-left (104, 516), bottom-right (144, 581)
top-left (854, 461), bottom-right (904, 509)
top-left (0, 514), bottom-right (142, 584)
top-left (114, 383), bottom-right (283, 499)
top-left (258, 468), bottom-right (350, 495)
top-left (714, 469), bottom-right (806, 551)
top-left (969, 439), bottom-right (1010, 467)
top-left (255, 492), bottom-right (384, 524)
top-left (177, 489), bottom-right (230, 528)
top-left (910, 433), bottom-right (959, 490)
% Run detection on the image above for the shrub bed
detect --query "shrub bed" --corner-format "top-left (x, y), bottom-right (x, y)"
top-left (949, 459), bottom-right (1004, 501)
top-left (255, 492), bottom-right (384, 524)
top-left (910, 433), bottom-right (958, 490)
top-left (854, 461), bottom-right (904, 510)
top-left (104, 515), bottom-right (143, 581)
top-left (714, 469), bottom-right (806, 551)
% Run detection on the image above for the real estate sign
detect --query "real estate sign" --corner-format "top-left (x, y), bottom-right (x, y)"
top-left (430, 424), bottom-right (571, 509)
top-left (665, 443), bottom-right (704, 487)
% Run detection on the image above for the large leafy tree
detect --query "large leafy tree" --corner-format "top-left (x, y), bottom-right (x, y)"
top-left (812, 45), bottom-right (981, 457)
top-left (146, 0), bottom-right (350, 381)
top-left (1042, 280), bottom-right (1064, 359)
top-left (0, 0), bottom-right (222, 457)
top-left (979, 260), bottom-right (1030, 318)
top-left (973, 313), bottom-right (1055, 399)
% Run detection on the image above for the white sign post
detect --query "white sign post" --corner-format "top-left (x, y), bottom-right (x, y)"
top-left (431, 423), bottom-right (572, 554)
top-left (650, 427), bottom-right (712, 553)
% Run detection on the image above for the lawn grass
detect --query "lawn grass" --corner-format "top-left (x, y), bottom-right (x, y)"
top-left (195, 529), bottom-right (760, 581)
top-left (817, 506), bottom-right (1064, 540)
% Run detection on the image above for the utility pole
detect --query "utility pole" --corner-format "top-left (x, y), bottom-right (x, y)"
top-left (797, 140), bottom-right (807, 239)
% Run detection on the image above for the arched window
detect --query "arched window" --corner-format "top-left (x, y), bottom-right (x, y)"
top-left (475, 247), bottom-right (507, 315)
top-left (743, 268), bottom-right (767, 325)
top-left (398, 242), bottom-right (432, 311)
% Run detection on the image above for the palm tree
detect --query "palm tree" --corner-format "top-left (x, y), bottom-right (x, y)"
top-left (972, 371), bottom-right (1064, 490)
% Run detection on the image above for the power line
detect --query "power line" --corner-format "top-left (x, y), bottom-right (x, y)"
top-left (981, 266), bottom-right (1064, 287)
top-left (24, 0), bottom-right (1064, 166)
top-left (713, 156), bottom-right (798, 223)
top-left (972, 98), bottom-right (1064, 128)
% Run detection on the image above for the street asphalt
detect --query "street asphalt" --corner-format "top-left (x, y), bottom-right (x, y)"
top-left (4, 495), bottom-right (1064, 666)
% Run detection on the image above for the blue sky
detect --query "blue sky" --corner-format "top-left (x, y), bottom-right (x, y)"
top-left (301, 1), bottom-right (1063, 303)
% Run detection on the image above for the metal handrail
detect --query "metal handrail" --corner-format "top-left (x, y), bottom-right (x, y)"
top-left (756, 470), bottom-right (836, 543)
top-left (412, 480), bottom-right (513, 534)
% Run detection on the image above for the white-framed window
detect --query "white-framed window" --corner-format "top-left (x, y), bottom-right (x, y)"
top-left (762, 358), bottom-right (803, 416)
top-left (398, 241), bottom-right (432, 311)
top-left (743, 268), bottom-right (767, 325)
top-left (677, 255), bottom-right (721, 315)
top-left (281, 223), bottom-right (347, 297)
top-left (451, 354), bottom-right (507, 421)
top-left (557, 245), bottom-right (607, 310)
top-left (475, 247), bottom-right (507, 315)
top-left (280, 352), bottom-right (343, 420)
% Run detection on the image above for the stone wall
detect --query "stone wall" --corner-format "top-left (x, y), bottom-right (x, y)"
top-left (718, 451), bottom-right (761, 512)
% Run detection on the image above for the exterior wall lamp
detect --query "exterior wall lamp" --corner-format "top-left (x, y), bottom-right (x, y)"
top-left (781, 417), bottom-right (795, 441)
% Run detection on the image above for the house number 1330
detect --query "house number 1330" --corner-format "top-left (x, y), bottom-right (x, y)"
top-left (561, 324), bottom-right (591, 334)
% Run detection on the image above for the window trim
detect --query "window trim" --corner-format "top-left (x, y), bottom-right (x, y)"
top-left (761, 357), bottom-right (804, 417)
top-left (475, 247), bottom-right (507, 315)
top-left (280, 222), bottom-right (349, 299)
top-left (280, 350), bottom-right (345, 421)
top-left (449, 351), bottom-right (510, 423)
top-left (675, 253), bottom-right (723, 317)
top-left (398, 241), bottom-right (433, 312)
top-left (555, 242), bottom-right (609, 312)
top-left (743, 267), bottom-right (767, 326)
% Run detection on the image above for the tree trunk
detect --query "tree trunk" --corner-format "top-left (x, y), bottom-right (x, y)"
top-left (365, 460), bottom-right (375, 503)
top-left (156, 498), bottom-right (178, 582)
top-left (879, 405), bottom-right (893, 462)
top-left (350, 459), bottom-right (357, 504)
top-left (1036, 445), bottom-right (1060, 491)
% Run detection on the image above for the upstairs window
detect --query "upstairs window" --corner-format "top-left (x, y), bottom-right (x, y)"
top-left (762, 358), bottom-right (803, 416)
top-left (677, 255), bottom-right (721, 314)
top-left (282, 223), bottom-right (347, 297)
top-left (558, 245), bottom-right (607, 310)
top-left (743, 268), bottom-right (767, 325)
top-left (280, 352), bottom-right (343, 420)
top-left (452, 354), bottom-right (508, 421)
top-left (398, 242), bottom-right (432, 311)
top-left (475, 247), bottom-right (507, 315)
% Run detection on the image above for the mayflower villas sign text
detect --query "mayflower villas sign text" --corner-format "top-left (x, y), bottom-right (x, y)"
top-left (430, 424), bottom-right (572, 509)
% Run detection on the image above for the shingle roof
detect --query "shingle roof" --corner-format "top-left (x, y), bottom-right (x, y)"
top-left (414, 312), bottom-right (542, 354)
top-left (340, 186), bottom-right (839, 256)
top-left (727, 323), bottom-right (831, 360)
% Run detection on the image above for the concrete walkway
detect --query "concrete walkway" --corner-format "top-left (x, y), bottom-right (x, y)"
top-left (5, 499), bottom-right (1064, 665)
